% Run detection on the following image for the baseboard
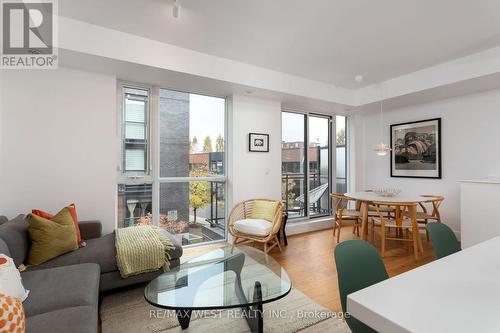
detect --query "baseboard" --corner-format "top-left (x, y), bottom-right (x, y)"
top-left (285, 219), bottom-right (462, 242)
top-left (285, 217), bottom-right (333, 236)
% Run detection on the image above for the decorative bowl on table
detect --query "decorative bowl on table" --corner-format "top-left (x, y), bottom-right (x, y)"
top-left (374, 188), bottom-right (402, 197)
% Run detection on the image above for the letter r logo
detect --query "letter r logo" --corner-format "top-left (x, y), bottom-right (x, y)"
top-left (2, 1), bottom-right (53, 54)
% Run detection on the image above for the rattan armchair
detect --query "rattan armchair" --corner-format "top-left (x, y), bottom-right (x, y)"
top-left (228, 199), bottom-right (284, 254)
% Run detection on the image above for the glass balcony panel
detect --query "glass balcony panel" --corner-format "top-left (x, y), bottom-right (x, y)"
top-left (159, 181), bottom-right (225, 246)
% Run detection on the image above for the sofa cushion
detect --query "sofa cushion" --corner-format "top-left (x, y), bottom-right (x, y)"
top-left (0, 239), bottom-right (11, 258)
top-left (78, 221), bottom-right (102, 240)
top-left (30, 233), bottom-right (117, 273)
top-left (160, 229), bottom-right (183, 260)
top-left (21, 263), bottom-right (100, 317)
top-left (233, 218), bottom-right (273, 236)
top-left (0, 215), bottom-right (29, 267)
top-left (0, 216), bottom-right (8, 225)
top-left (30, 231), bottom-right (183, 274)
top-left (26, 306), bottom-right (97, 333)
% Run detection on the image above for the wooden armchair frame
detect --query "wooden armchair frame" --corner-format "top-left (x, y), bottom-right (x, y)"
top-left (228, 199), bottom-right (284, 254)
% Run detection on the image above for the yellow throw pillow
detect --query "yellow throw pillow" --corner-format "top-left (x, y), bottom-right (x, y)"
top-left (250, 200), bottom-right (279, 222)
top-left (27, 207), bottom-right (78, 266)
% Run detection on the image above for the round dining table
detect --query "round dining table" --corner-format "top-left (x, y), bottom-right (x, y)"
top-left (344, 192), bottom-right (431, 259)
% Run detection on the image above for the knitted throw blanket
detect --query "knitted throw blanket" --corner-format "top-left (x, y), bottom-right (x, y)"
top-left (115, 226), bottom-right (175, 278)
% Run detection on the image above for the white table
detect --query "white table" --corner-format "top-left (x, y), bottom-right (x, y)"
top-left (347, 236), bottom-right (500, 333)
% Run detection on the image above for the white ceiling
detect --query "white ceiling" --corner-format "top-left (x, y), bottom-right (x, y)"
top-left (59, 0), bottom-right (500, 88)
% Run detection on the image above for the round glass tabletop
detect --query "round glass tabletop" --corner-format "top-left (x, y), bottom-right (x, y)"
top-left (144, 245), bottom-right (292, 310)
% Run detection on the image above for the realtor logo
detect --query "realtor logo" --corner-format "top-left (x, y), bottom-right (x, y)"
top-left (1, 0), bottom-right (58, 69)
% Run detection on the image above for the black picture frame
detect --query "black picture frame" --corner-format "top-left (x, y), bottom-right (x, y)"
top-left (390, 118), bottom-right (442, 179)
top-left (249, 133), bottom-right (269, 152)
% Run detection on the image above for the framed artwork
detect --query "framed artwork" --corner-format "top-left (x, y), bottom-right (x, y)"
top-left (249, 133), bottom-right (269, 152)
top-left (390, 118), bottom-right (441, 178)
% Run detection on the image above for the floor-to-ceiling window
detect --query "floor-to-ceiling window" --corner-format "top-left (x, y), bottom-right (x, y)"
top-left (282, 111), bottom-right (347, 221)
top-left (118, 85), bottom-right (226, 246)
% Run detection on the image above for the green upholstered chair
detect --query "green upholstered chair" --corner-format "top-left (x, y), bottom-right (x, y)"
top-left (427, 222), bottom-right (461, 259)
top-left (334, 240), bottom-right (389, 333)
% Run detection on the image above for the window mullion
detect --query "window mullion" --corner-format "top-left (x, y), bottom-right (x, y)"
top-left (151, 86), bottom-right (160, 227)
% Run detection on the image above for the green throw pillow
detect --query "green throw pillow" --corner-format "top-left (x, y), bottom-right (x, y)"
top-left (27, 207), bottom-right (78, 266)
top-left (251, 200), bottom-right (279, 222)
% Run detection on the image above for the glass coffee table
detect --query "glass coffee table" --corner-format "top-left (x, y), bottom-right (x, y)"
top-left (144, 245), bottom-right (292, 333)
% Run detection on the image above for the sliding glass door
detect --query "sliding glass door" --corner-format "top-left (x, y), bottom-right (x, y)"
top-left (308, 115), bottom-right (331, 217)
top-left (281, 112), bottom-right (307, 219)
top-left (282, 111), bottom-right (347, 221)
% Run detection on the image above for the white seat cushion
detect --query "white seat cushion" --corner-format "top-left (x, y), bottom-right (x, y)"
top-left (233, 218), bottom-right (273, 237)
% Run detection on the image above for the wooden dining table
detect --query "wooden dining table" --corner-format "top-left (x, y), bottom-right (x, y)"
top-left (344, 192), bottom-right (431, 258)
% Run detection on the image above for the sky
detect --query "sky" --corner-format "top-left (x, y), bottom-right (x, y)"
top-left (187, 98), bottom-right (346, 152)
top-left (282, 112), bottom-right (346, 145)
top-left (189, 94), bottom-right (225, 151)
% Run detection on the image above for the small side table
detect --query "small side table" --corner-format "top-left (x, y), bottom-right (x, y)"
top-left (277, 213), bottom-right (288, 246)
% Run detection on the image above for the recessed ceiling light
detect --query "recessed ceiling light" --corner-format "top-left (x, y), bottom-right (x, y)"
top-left (173, 0), bottom-right (181, 18)
top-left (245, 90), bottom-right (254, 94)
top-left (354, 75), bottom-right (364, 83)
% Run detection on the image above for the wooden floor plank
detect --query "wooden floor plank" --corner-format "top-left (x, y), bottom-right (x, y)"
top-left (183, 226), bottom-right (436, 313)
top-left (270, 227), bottom-right (435, 312)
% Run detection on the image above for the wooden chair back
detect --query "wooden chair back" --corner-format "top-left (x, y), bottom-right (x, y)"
top-left (330, 193), bottom-right (357, 216)
top-left (371, 201), bottom-right (417, 224)
top-left (419, 195), bottom-right (444, 219)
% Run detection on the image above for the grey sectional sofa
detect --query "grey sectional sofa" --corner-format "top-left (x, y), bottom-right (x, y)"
top-left (0, 215), bottom-right (183, 333)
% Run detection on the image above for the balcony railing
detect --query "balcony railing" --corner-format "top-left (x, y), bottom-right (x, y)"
top-left (117, 181), bottom-right (225, 245)
top-left (282, 173), bottom-right (346, 219)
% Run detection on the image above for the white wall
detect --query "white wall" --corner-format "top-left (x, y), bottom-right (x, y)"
top-left (0, 69), bottom-right (283, 236)
top-left (354, 88), bottom-right (500, 234)
top-left (59, 17), bottom-right (355, 106)
top-left (229, 95), bottom-right (282, 207)
top-left (0, 67), bottom-right (118, 234)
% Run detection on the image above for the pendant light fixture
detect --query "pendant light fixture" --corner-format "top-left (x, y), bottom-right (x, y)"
top-left (373, 100), bottom-right (391, 156)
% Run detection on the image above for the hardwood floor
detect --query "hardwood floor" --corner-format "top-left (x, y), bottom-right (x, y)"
top-left (184, 226), bottom-right (436, 313)
top-left (270, 227), bottom-right (436, 312)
